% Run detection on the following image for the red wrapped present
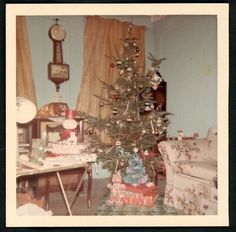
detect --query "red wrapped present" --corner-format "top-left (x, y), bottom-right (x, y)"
top-left (124, 183), bottom-right (157, 196)
top-left (120, 193), bottom-right (158, 207)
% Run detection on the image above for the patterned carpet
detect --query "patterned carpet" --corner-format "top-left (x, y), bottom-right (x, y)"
top-left (96, 191), bottom-right (178, 215)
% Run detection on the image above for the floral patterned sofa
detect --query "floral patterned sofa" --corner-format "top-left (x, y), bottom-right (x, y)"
top-left (158, 128), bottom-right (217, 215)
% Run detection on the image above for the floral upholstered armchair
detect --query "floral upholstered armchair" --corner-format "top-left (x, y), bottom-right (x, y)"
top-left (158, 128), bottom-right (217, 215)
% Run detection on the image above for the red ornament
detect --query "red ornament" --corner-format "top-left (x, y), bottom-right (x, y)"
top-left (110, 63), bottom-right (115, 68)
top-left (114, 94), bottom-right (120, 100)
top-left (149, 151), bottom-right (158, 157)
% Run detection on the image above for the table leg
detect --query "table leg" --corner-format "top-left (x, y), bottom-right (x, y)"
top-left (45, 176), bottom-right (50, 210)
top-left (87, 164), bottom-right (92, 208)
top-left (69, 166), bottom-right (88, 210)
top-left (56, 172), bottom-right (72, 216)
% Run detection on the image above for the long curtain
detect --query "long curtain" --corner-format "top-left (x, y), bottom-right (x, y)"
top-left (76, 16), bottom-right (145, 118)
top-left (16, 16), bottom-right (37, 107)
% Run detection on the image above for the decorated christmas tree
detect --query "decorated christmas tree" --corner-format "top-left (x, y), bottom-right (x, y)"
top-left (86, 23), bottom-right (171, 181)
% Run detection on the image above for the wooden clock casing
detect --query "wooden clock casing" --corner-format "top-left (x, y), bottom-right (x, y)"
top-left (48, 21), bottom-right (69, 92)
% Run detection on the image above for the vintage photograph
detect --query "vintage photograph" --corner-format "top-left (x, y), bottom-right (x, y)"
top-left (6, 3), bottom-right (228, 227)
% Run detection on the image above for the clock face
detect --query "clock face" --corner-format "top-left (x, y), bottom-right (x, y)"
top-left (49, 24), bottom-right (66, 41)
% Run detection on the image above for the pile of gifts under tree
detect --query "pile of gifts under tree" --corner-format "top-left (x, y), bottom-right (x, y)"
top-left (105, 152), bottom-right (158, 208)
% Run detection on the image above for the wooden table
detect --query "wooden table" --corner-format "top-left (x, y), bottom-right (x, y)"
top-left (17, 161), bottom-right (93, 216)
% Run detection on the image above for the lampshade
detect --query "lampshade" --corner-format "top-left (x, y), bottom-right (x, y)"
top-left (16, 97), bottom-right (37, 124)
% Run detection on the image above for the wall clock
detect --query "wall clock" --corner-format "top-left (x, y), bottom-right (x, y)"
top-left (48, 19), bottom-right (69, 92)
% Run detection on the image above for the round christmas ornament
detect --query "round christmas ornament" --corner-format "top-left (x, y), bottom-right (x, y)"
top-left (116, 60), bottom-right (122, 66)
top-left (126, 116), bottom-right (133, 122)
top-left (116, 141), bottom-right (121, 146)
top-left (141, 128), bottom-right (147, 135)
top-left (112, 108), bottom-right (118, 114)
top-left (110, 63), bottom-right (115, 68)
top-left (139, 84), bottom-right (144, 90)
top-left (135, 46), bottom-right (140, 53)
top-left (119, 70), bottom-right (124, 75)
top-left (144, 150), bottom-right (149, 156)
top-left (114, 84), bottom-right (119, 90)
top-left (114, 94), bottom-right (120, 100)
top-left (127, 67), bottom-right (132, 72)
top-left (88, 128), bottom-right (94, 135)
top-left (115, 120), bottom-right (119, 125)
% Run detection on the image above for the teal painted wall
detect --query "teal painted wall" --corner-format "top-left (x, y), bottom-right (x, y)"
top-left (153, 16), bottom-right (217, 137)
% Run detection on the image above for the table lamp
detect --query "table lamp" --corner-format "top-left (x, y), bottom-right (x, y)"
top-left (16, 97), bottom-right (37, 124)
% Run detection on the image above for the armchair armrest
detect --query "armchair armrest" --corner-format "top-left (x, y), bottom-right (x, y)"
top-left (158, 138), bottom-right (210, 168)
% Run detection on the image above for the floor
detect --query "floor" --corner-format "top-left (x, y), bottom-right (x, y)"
top-left (48, 175), bottom-right (166, 215)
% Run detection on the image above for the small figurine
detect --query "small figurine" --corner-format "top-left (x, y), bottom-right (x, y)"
top-left (106, 171), bottom-right (125, 207)
top-left (177, 129), bottom-right (184, 141)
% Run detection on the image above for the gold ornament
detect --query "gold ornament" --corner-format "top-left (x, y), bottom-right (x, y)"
top-left (126, 116), bottom-right (133, 122)
top-left (139, 84), bottom-right (144, 89)
top-left (112, 109), bottom-right (118, 114)
top-left (142, 128), bottom-right (147, 135)
top-left (88, 128), bottom-right (94, 135)
top-left (119, 70), bottom-right (124, 75)
top-left (127, 67), bottom-right (132, 72)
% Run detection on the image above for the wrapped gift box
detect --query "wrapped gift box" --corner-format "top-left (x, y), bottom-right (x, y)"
top-left (121, 191), bottom-right (158, 207)
top-left (124, 183), bottom-right (157, 196)
top-left (120, 184), bottom-right (158, 207)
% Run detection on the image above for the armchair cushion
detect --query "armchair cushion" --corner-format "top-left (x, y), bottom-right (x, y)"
top-left (174, 160), bottom-right (217, 182)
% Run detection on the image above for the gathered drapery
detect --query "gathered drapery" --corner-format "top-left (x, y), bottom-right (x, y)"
top-left (76, 16), bottom-right (145, 118)
top-left (16, 16), bottom-right (37, 107)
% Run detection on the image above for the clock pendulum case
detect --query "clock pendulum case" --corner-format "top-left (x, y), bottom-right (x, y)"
top-left (48, 19), bottom-right (69, 92)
